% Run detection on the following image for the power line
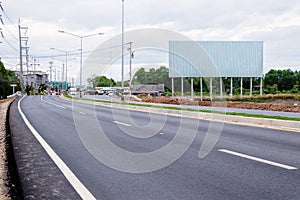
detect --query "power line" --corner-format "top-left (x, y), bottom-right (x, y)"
top-left (2, 27), bottom-right (18, 41)
top-left (0, 2), bottom-right (18, 27)
top-left (0, 3), bottom-right (19, 42)
top-left (1, 31), bottom-right (18, 52)
top-left (32, 43), bottom-right (128, 59)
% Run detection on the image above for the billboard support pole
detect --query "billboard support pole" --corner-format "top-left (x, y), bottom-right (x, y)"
top-left (171, 78), bottom-right (174, 97)
top-left (209, 78), bottom-right (212, 101)
top-left (260, 77), bottom-right (263, 96)
top-left (191, 78), bottom-right (194, 100)
top-left (181, 77), bottom-right (184, 97)
top-left (200, 78), bottom-right (203, 101)
top-left (250, 78), bottom-right (253, 97)
top-left (240, 77), bottom-right (243, 99)
top-left (220, 77), bottom-right (223, 98)
top-left (230, 77), bottom-right (233, 98)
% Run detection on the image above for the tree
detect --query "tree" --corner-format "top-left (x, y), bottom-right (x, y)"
top-left (0, 61), bottom-right (20, 98)
top-left (133, 66), bottom-right (170, 85)
top-left (264, 69), bottom-right (298, 93)
top-left (87, 75), bottom-right (116, 87)
top-left (132, 66), bottom-right (206, 93)
top-left (279, 69), bottom-right (296, 91)
top-left (115, 81), bottom-right (129, 87)
top-left (25, 85), bottom-right (34, 95)
top-left (264, 69), bottom-right (279, 89)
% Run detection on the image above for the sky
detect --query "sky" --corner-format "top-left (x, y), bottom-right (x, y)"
top-left (0, 0), bottom-right (300, 83)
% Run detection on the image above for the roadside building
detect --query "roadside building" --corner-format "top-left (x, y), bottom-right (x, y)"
top-left (131, 84), bottom-right (164, 96)
top-left (15, 70), bottom-right (49, 89)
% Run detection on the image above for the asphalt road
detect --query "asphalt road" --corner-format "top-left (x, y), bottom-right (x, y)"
top-left (10, 95), bottom-right (300, 199)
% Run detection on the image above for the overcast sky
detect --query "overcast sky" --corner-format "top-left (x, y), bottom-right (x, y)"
top-left (1, 0), bottom-right (300, 82)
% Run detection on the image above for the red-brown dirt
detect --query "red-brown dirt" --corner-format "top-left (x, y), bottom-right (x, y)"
top-left (141, 96), bottom-right (300, 113)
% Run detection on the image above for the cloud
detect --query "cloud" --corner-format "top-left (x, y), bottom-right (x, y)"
top-left (1, 0), bottom-right (300, 80)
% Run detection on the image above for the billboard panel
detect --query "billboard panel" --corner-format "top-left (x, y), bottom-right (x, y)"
top-left (169, 41), bottom-right (263, 77)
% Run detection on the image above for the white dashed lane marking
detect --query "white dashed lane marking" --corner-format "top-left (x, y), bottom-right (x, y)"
top-left (218, 149), bottom-right (297, 170)
top-left (113, 121), bottom-right (131, 127)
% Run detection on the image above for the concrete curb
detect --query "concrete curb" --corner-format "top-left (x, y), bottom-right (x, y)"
top-left (60, 95), bottom-right (300, 133)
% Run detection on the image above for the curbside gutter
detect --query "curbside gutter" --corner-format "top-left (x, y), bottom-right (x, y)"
top-left (0, 97), bottom-right (23, 200)
top-left (60, 95), bottom-right (300, 133)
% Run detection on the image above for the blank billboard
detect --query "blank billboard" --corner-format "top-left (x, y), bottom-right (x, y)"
top-left (169, 41), bottom-right (263, 78)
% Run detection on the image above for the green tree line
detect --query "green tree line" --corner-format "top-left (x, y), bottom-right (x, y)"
top-left (88, 67), bottom-right (300, 95)
top-left (87, 75), bottom-right (116, 87)
top-left (263, 69), bottom-right (300, 94)
top-left (0, 61), bottom-right (20, 98)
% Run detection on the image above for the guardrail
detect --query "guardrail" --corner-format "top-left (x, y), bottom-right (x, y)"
top-left (7, 92), bottom-right (21, 99)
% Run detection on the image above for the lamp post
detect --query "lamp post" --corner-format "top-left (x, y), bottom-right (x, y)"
top-left (58, 30), bottom-right (104, 97)
top-left (50, 48), bottom-right (80, 90)
top-left (122, 0), bottom-right (125, 90)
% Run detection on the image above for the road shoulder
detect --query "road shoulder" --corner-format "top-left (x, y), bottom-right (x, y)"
top-left (9, 97), bottom-right (81, 199)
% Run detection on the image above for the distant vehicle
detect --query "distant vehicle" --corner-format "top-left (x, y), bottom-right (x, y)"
top-left (69, 87), bottom-right (78, 95)
top-left (95, 87), bottom-right (105, 95)
top-left (95, 87), bottom-right (116, 95)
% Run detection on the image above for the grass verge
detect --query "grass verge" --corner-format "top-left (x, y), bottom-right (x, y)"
top-left (63, 94), bottom-right (300, 122)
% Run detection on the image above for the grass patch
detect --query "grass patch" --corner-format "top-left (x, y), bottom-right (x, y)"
top-left (63, 94), bottom-right (300, 121)
top-left (211, 94), bottom-right (300, 102)
top-left (64, 94), bottom-right (74, 99)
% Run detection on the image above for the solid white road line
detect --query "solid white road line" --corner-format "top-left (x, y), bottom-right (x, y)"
top-left (113, 121), bottom-right (131, 127)
top-left (19, 96), bottom-right (96, 200)
top-left (218, 149), bottom-right (297, 170)
top-left (41, 96), bottom-right (66, 109)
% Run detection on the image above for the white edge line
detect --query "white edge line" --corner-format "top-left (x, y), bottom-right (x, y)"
top-left (41, 96), bottom-right (66, 109)
top-left (218, 149), bottom-right (297, 170)
top-left (18, 95), bottom-right (96, 200)
top-left (113, 120), bottom-right (131, 127)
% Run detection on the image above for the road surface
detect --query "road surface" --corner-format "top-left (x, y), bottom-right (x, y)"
top-left (10, 95), bottom-right (300, 199)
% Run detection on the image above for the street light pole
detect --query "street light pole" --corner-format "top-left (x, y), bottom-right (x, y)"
top-left (80, 37), bottom-right (83, 97)
top-left (50, 48), bottom-right (80, 90)
top-left (121, 0), bottom-right (125, 90)
top-left (65, 52), bottom-right (67, 87)
top-left (58, 30), bottom-right (104, 97)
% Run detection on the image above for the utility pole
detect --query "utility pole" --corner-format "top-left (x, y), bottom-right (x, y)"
top-left (54, 68), bottom-right (57, 82)
top-left (25, 47), bottom-right (29, 86)
top-left (62, 63), bottom-right (64, 87)
top-left (31, 58), bottom-right (40, 72)
top-left (18, 20), bottom-right (24, 92)
top-left (18, 19), bottom-right (28, 91)
top-left (128, 42), bottom-right (134, 91)
top-left (49, 61), bottom-right (53, 83)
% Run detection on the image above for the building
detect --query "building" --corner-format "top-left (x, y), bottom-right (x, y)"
top-left (131, 84), bottom-right (165, 96)
top-left (15, 70), bottom-right (49, 89)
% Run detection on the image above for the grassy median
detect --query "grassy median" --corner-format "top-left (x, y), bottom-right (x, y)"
top-left (63, 94), bottom-right (300, 122)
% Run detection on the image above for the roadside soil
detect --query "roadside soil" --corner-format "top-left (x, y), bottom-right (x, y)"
top-left (0, 98), bottom-right (17, 199)
top-left (141, 96), bottom-right (300, 113)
